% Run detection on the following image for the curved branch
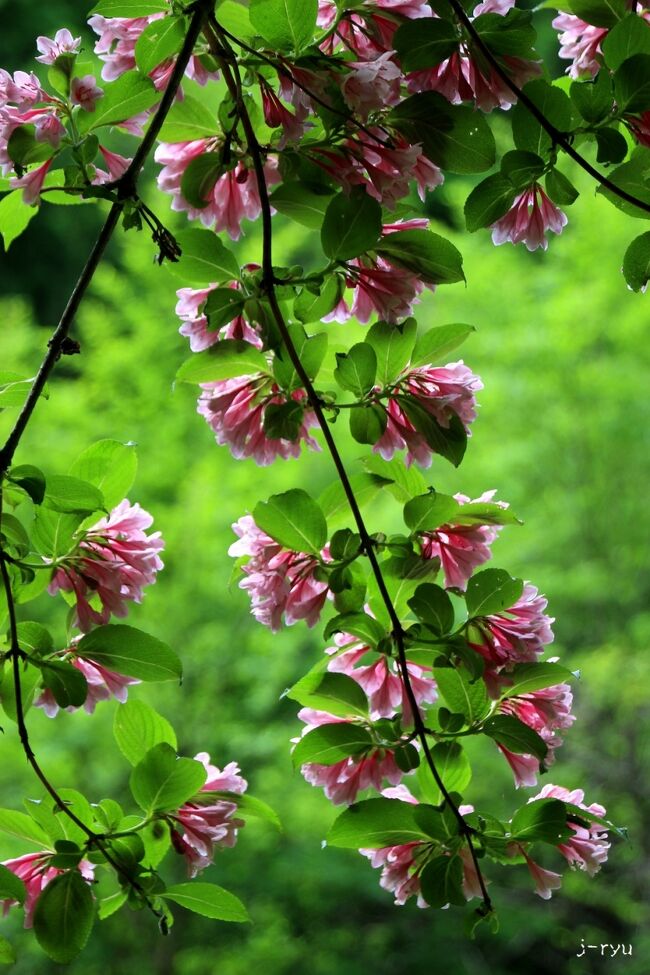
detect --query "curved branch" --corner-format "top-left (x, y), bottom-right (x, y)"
top-left (207, 17), bottom-right (493, 914)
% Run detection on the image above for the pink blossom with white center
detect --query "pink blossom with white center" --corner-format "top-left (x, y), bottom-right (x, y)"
top-left (326, 634), bottom-right (437, 723)
top-left (468, 582), bottom-right (554, 669)
top-left (296, 709), bottom-right (403, 805)
top-left (71, 75), bottom-right (104, 112)
top-left (530, 784), bottom-right (610, 876)
top-left (491, 184), bottom-right (568, 251)
top-left (552, 13), bottom-right (608, 78)
top-left (47, 499), bottom-right (164, 632)
top-left (374, 361), bottom-right (482, 468)
top-left (35, 28), bottom-right (81, 65)
top-left (174, 281), bottom-right (262, 352)
top-left (35, 648), bottom-right (140, 718)
top-left (419, 490), bottom-right (507, 590)
top-left (33, 111), bottom-right (66, 147)
top-left (10, 158), bottom-right (53, 205)
top-left (341, 52), bottom-right (403, 118)
top-left (171, 753), bottom-right (247, 878)
top-left (1, 853), bottom-right (95, 928)
top-left (198, 375), bottom-right (319, 466)
top-left (154, 142), bottom-right (280, 239)
top-left (229, 515), bottom-right (329, 631)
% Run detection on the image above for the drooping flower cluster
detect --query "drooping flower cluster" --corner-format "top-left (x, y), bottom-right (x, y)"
top-left (496, 682), bottom-right (575, 787)
top-left (47, 500), bottom-right (164, 632)
top-left (491, 185), bottom-right (568, 252)
top-left (35, 639), bottom-right (140, 718)
top-left (175, 281), bottom-right (262, 352)
top-left (229, 515), bottom-right (329, 631)
top-left (170, 753), bottom-right (248, 877)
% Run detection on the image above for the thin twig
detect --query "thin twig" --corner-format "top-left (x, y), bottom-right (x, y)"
top-left (206, 17), bottom-right (493, 913)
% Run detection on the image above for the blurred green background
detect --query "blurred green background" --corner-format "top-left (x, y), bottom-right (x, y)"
top-left (1, 4), bottom-right (649, 974)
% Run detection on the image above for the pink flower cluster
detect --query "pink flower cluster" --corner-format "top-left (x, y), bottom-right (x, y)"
top-left (154, 142), bottom-right (279, 239)
top-left (198, 375), bottom-right (319, 465)
top-left (171, 753), bottom-right (247, 877)
top-left (419, 490), bottom-right (507, 589)
top-left (491, 185), bottom-right (568, 252)
top-left (496, 681), bottom-right (574, 787)
top-left (35, 642), bottom-right (140, 718)
top-left (374, 360), bottom-right (482, 467)
top-left (229, 515), bottom-right (329, 631)
top-left (48, 500), bottom-right (164, 632)
top-left (469, 583), bottom-right (555, 671)
top-left (1, 853), bottom-right (95, 928)
top-left (175, 281), bottom-right (262, 352)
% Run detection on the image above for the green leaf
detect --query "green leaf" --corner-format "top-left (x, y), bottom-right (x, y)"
top-left (250, 0), bottom-right (317, 50)
top-left (511, 80), bottom-right (574, 158)
top-left (39, 660), bottom-right (88, 709)
top-left (408, 584), bottom-right (455, 636)
top-left (0, 809), bottom-right (49, 847)
top-left (273, 324), bottom-right (328, 390)
top-left (270, 181), bottom-right (332, 229)
top-left (287, 672), bottom-right (369, 718)
top-left (0, 190), bottom-right (38, 249)
top-left (501, 661), bottom-right (574, 698)
top-left (113, 700), bottom-right (177, 766)
top-left (76, 624), bottom-right (181, 682)
top-left (398, 396), bottom-right (468, 467)
top-left (349, 403), bottom-right (387, 445)
top-left (483, 714), bottom-right (547, 760)
top-left (135, 15), bottom-right (185, 75)
top-left (176, 339), bottom-right (268, 383)
top-left (510, 797), bottom-right (570, 842)
top-left (292, 724), bottom-right (373, 768)
top-left (33, 871), bottom-right (95, 964)
top-left (294, 275), bottom-right (342, 323)
top-left (42, 474), bottom-right (104, 515)
top-left (465, 568), bottom-right (524, 618)
top-left (91, 0), bottom-right (168, 13)
top-left (362, 455), bottom-right (427, 503)
top-left (321, 188), bottom-right (382, 261)
top-left (465, 174), bottom-right (517, 232)
top-left (410, 323), bottom-right (475, 367)
top-left (7, 464), bottom-right (44, 504)
top-left (129, 743), bottom-right (206, 813)
top-left (545, 168), bottom-right (579, 206)
top-left (393, 18), bottom-right (459, 71)
top-left (614, 53), bottom-right (650, 113)
top-left (69, 439), bottom-right (137, 510)
top-left (420, 854), bottom-right (466, 908)
top-left (473, 9), bottom-right (537, 57)
top-left (327, 797), bottom-right (431, 848)
top-left (179, 153), bottom-right (225, 209)
top-left (623, 230), bottom-right (650, 290)
top-left (323, 612), bottom-right (387, 648)
top-left (211, 792), bottom-right (282, 831)
top-left (567, 0), bottom-right (626, 28)
top-left (78, 71), bottom-right (158, 131)
top-left (17, 622), bottom-right (53, 657)
top-left (162, 882), bottom-right (249, 922)
top-left (500, 149), bottom-right (546, 190)
top-left (0, 663), bottom-right (43, 721)
top-left (0, 937), bottom-right (16, 965)
top-left (602, 14), bottom-right (650, 70)
top-left (168, 229), bottom-right (240, 285)
top-left (366, 318), bottom-right (417, 385)
top-left (434, 665), bottom-right (489, 723)
top-left (390, 92), bottom-right (496, 174)
top-left (31, 507), bottom-right (85, 559)
top-left (254, 489), bottom-right (327, 554)
top-left (217, 0), bottom-right (255, 38)
top-left (0, 864), bottom-right (25, 903)
top-left (376, 229), bottom-right (464, 285)
top-left (334, 343), bottom-right (377, 396)
top-left (0, 372), bottom-right (35, 409)
top-left (157, 94), bottom-right (219, 142)
top-left (427, 742), bottom-right (472, 803)
top-left (7, 127), bottom-right (52, 169)
top-left (403, 492), bottom-right (459, 532)
top-left (596, 152), bottom-right (650, 218)
top-left (570, 72), bottom-right (613, 123)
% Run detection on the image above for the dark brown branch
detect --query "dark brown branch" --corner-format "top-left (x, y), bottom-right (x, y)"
top-left (449, 0), bottom-right (650, 216)
top-left (207, 17), bottom-right (493, 913)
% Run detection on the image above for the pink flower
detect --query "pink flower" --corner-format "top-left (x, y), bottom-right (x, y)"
top-left (468, 582), bottom-right (554, 668)
top-left (198, 375), bottom-right (319, 465)
top-left (374, 361), bottom-right (482, 468)
top-left (171, 753), bottom-right (247, 878)
top-left (530, 784), bottom-right (610, 876)
top-left (94, 145), bottom-right (132, 183)
top-left (341, 52), bottom-right (403, 118)
top-left (319, 2), bottom-right (431, 58)
top-left (552, 13), bottom-right (607, 78)
top-left (35, 647), bottom-right (140, 718)
top-left (155, 142), bottom-right (279, 239)
top-left (627, 111), bottom-right (650, 149)
top-left (33, 112), bottom-right (66, 147)
top-left (419, 490), bottom-right (507, 589)
top-left (1, 853), bottom-right (95, 927)
top-left (491, 185), bottom-right (568, 251)
top-left (71, 75), bottom-right (104, 112)
top-left (297, 709), bottom-right (403, 805)
top-left (47, 500), bottom-right (164, 632)
top-left (495, 682), bottom-right (574, 787)
top-left (10, 158), bottom-right (53, 205)
top-left (261, 84), bottom-right (305, 143)
top-left (6, 71), bottom-right (45, 109)
top-left (35, 28), bottom-right (81, 65)
top-left (175, 282), bottom-right (262, 352)
top-left (522, 850), bottom-right (563, 899)
top-left (229, 515), bottom-right (329, 631)
top-left (327, 633), bottom-right (437, 723)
